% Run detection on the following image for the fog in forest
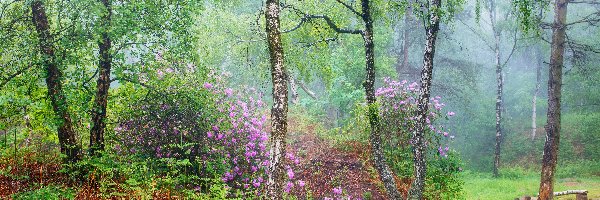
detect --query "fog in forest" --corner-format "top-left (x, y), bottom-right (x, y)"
top-left (1, 0), bottom-right (599, 199)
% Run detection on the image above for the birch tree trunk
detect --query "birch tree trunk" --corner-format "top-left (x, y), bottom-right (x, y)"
top-left (490, 0), bottom-right (504, 178)
top-left (361, 0), bottom-right (403, 199)
top-left (31, 0), bottom-right (81, 163)
top-left (90, 0), bottom-right (112, 155)
top-left (289, 74), bottom-right (299, 104)
top-left (265, 0), bottom-right (289, 198)
top-left (531, 46), bottom-right (542, 141)
top-left (397, 6), bottom-right (412, 80)
top-left (539, 0), bottom-right (568, 199)
top-left (408, 0), bottom-right (441, 198)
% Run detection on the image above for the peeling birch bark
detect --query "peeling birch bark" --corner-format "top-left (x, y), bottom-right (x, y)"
top-left (408, 0), bottom-right (441, 199)
top-left (265, 0), bottom-right (289, 199)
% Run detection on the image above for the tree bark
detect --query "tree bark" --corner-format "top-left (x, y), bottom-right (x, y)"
top-left (538, 0), bottom-right (568, 199)
top-left (289, 74), bottom-right (299, 104)
top-left (297, 79), bottom-right (318, 100)
top-left (265, 0), bottom-right (289, 199)
top-left (531, 46), bottom-right (542, 141)
top-left (408, 0), bottom-right (441, 199)
top-left (360, 0), bottom-right (403, 199)
top-left (490, 0), bottom-right (504, 178)
top-left (396, 7), bottom-right (412, 80)
top-left (31, 0), bottom-right (81, 163)
top-left (90, 0), bottom-right (112, 155)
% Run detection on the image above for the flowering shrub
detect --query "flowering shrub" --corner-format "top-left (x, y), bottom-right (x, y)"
top-left (376, 77), bottom-right (455, 157)
top-left (113, 69), bottom-right (270, 196)
top-left (375, 77), bottom-right (463, 199)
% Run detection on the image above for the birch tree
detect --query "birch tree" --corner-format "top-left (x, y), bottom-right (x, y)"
top-left (265, 0), bottom-right (289, 198)
top-left (408, 0), bottom-right (442, 198)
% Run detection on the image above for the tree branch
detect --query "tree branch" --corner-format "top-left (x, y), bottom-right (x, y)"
top-left (334, 0), bottom-right (362, 17)
top-left (282, 14), bottom-right (363, 35)
top-left (0, 64), bottom-right (33, 89)
top-left (502, 27), bottom-right (520, 67)
top-left (458, 19), bottom-right (495, 52)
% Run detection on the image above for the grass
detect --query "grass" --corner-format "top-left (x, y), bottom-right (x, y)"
top-left (463, 170), bottom-right (600, 200)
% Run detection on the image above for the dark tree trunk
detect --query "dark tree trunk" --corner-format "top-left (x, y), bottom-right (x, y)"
top-left (31, 0), bottom-right (81, 163)
top-left (408, 0), bottom-right (441, 199)
top-left (539, 0), bottom-right (567, 199)
top-left (265, 0), bottom-right (289, 198)
top-left (490, 0), bottom-right (504, 178)
top-left (361, 0), bottom-right (403, 199)
top-left (531, 46), bottom-right (542, 141)
top-left (90, 0), bottom-right (112, 155)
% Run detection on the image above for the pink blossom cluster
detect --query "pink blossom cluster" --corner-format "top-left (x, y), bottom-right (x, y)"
top-left (377, 77), bottom-right (456, 157)
top-left (202, 71), bottom-right (271, 193)
top-left (283, 152), bottom-right (304, 193)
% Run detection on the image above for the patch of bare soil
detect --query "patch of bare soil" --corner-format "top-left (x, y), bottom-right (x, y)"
top-left (287, 122), bottom-right (390, 199)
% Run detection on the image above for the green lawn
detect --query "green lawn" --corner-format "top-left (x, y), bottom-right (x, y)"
top-left (463, 172), bottom-right (600, 200)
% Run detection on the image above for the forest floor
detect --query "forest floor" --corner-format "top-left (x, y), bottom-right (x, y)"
top-left (286, 119), bottom-right (398, 199)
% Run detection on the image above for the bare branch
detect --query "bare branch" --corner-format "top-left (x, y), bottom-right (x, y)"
top-left (282, 14), bottom-right (363, 34)
top-left (565, 11), bottom-right (600, 26)
top-left (300, 37), bottom-right (338, 48)
top-left (0, 64), bottom-right (33, 89)
top-left (458, 19), bottom-right (494, 51)
top-left (112, 77), bottom-right (155, 90)
top-left (502, 27), bottom-right (519, 67)
top-left (334, 0), bottom-right (362, 17)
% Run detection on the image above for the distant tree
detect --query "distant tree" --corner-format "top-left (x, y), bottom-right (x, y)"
top-left (465, 0), bottom-right (519, 177)
top-left (531, 46), bottom-right (542, 141)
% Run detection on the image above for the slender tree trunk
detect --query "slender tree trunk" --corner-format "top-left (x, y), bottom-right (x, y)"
top-left (490, 0), bottom-right (504, 178)
top-left (90, 0), bottom-right (112, 155)
top-left (408, 0), bottom-right (441, 199)
top-left (538, 0), bottom-right (567, 199)
top-left (289, 74), bottom-right (299, 104)
top-left (265, 0), bottom-right (289, 198)
top-left (531, 46), bottom-right (542, 141)
top-left (31, 0), bottom-right (81, 163)
top-left (397, 7), bottom-right (412, 80)
top-left (361, 0), bottom-right (403, 199)
top-left (297, 79), bottom-right (318, 100)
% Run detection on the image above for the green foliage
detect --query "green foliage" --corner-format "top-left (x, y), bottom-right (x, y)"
top-left (12, 185), bottom-right (75, 200)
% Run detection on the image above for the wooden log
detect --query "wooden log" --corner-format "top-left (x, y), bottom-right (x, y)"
top-left (554, 190), bottom-right (587, 196)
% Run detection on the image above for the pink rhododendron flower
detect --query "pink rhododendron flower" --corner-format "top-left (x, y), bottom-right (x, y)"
top-left (203, 82), bottom-right (213, 89)
top-left (297, 180), bottom-right (305, 187)
top-left (333, 187), bottom-right (342, 195)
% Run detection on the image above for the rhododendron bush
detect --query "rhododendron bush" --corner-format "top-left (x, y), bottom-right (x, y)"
top-left (352, 77), bottom-right (463, 199)
top-left (113, 70), bottom-right (271, 196)
top-left (376, 77), bottom-right (455, 157)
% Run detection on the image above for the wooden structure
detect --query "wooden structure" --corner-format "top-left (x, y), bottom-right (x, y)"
top-left (516, 190), bottom-right (588, 200)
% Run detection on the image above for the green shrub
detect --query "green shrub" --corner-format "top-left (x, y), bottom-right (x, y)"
top-left (13, 185), bottom-right (75, 200)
